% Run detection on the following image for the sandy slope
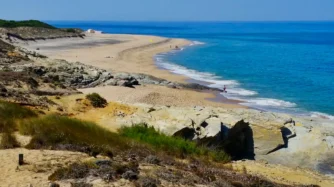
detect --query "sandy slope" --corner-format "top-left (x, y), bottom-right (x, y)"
top-left (0, 148), bottom-right (90, 187)
top-left (25, 33), bottom-right (189, 83)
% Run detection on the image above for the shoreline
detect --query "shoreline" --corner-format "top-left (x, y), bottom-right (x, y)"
top-left (153, 40), bottom-right (334, 120)
top-left (25, 33), bottom-right (245, 108)
top-left (19, 32), bottom-right (334, 119)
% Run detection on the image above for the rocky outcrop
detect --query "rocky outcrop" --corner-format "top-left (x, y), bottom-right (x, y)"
top-left (107, 104), bottom-right (334, 177)
top-left (0, 27), bottom-right (84, 42)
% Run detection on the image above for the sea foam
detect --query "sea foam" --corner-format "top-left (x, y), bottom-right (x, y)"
top-left (155, 40), bottom-right (334, 121)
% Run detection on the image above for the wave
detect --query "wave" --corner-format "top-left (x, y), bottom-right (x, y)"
top-left (189, 41), bottom-right (206, 46)
top-left (311, 112), bottom-right (334, 120)
top-left (156, 59), bottom-right (240, 87)
top-left (155, 42), bottom-right (334, 121)
top-left (240, 98), bottom-right (297, 108)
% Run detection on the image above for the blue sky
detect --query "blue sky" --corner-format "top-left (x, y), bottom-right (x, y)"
top-left (1, 0), bottom-right (334, 21)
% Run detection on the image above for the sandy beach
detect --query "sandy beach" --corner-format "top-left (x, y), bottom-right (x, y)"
top-left (24, 33), bottom-right (244, 108)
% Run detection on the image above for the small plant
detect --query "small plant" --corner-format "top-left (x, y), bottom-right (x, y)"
top-left (0, 132), bottom-right (20, 149)
top-left (48, 162), bottom-right (93, 181)
top-left (86, 93), bottom-right (107, 108)
top-left (65, 28), bottom-right (76, 33)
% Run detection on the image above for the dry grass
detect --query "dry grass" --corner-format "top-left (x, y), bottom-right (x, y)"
top-left (0, 100), bottom-right (37, 133)
top-left (0, 132), bottom-right (20, 149)
top-left (19, 115), bottom-right (128, 157)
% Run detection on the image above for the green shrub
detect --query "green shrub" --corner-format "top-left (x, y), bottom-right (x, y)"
top-left (0, 100), bottom-right (37, 133)
top-left (0, 132), bottom-right (20, 149)
top-left (119, 124), bottom-right (230, 162)
top-left (19, 115), bottom-right (129, 155)
top-left (65, 28), bottom-right (76, 33)
top-left (48, 162), bottom-right (94, 181)
top-left (86, 93), bottom-right (107, 108)
top-left (0, 19), bottom-right (56, 29)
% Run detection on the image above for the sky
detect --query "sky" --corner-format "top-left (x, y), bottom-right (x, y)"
top-left (1, 0), bottom-right (334, 21)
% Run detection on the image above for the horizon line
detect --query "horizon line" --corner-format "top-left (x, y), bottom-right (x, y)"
top-left (3, 18), bottom-right (334, 22)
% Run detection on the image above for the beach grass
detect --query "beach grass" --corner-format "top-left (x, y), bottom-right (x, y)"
top-left (18, 114), bottom-right (229, 162)
top-left (18, 115), bottom-right (127, 157)
top-left (0, 132), bottom-right (20, 149)
top-left (0, 100), bottom-right (37, 133)
top-left (119, 124), bottom-right (231, 162)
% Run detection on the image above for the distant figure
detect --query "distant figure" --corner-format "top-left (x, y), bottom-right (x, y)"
top-left (223, 85), bottom-right (227, 93)
top-left (175, 45), bottom-right (179, 49)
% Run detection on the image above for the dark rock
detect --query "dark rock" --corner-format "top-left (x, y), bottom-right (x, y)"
top-left (173, 127), bottom-right (196, 141)
top-left (0, 84), bottom-right (7, 92)
top-left (27, 77), bottom-right (39, 89)
top-left (222, 120), bottom-right (254, 160)
top-left (95, 159), bottom-right (112, 166)
top-left (137, 177), bottom-right (161, 187)
top-left (122, 170), bottom-right (138, 180)
top-left (49, 182), bottom-right (60, 187)
top-left (70, 182), bottom-right (93, 187)
top-left (144, 155), bottom-right (160, 165)
top-left (56, 106), bottom-right (64, 112)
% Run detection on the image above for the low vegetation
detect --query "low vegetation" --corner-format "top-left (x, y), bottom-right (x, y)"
top-left (119, 124), bottom-right (231, 162)
top-left (19, 115), bottom-right (126, 157)
top-left (0, 132), bottom-right (19, 149)
top-left (18, 114), bottom-right (229, 162)
top-left (63, 28), bottom-right (76, 33)
top-left (86, 93), bottom-right (108, 108)
top-left (0, 19), bottom-right (56, 29)
top-left (0, 100), bottom-right (37, 133)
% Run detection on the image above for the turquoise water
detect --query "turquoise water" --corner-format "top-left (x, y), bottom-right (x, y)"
top-left (49, 21), bottom-right (334, 119)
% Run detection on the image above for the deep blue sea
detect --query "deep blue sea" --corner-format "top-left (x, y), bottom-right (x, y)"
top-left (48, 21), bottom-right (334, 119)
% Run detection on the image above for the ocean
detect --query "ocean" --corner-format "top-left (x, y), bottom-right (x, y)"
top-left (48, 21), bottom-right (334, 119)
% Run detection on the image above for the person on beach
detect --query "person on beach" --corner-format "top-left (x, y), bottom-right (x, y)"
top-left (223, 85), bottom-right (227, 93)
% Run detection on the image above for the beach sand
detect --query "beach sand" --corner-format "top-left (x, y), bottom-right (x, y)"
top-left (26, 33), bottom-right (244, 108)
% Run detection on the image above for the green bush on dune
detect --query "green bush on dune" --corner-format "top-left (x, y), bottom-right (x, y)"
top-left (86, 93), bottom-right (108, 108)
top-left (0, 19), bottom-right (56, 29)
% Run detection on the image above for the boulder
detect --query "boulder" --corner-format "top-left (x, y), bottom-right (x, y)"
top-left (173, 127), bottom-right (196, 140)
top-left (252, 125), bottom-right (285, 155)
top-left (122, 170), bottom-right (138, 180)
top-left (0, 84), bottom-right (7, 92)
top-left (222, 120), bottom-right (254, 160)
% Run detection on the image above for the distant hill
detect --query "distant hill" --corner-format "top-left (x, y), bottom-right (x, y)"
top-left (0, 19), bottom-right (56, 29)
